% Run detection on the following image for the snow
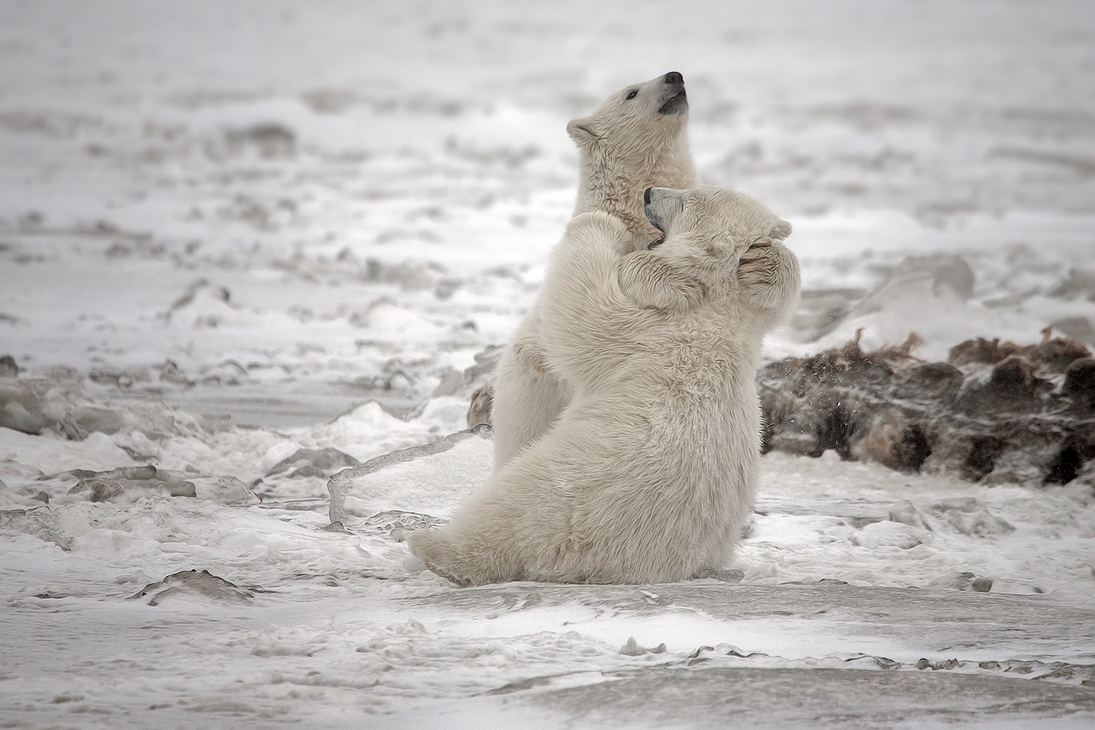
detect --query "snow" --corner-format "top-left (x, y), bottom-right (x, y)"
top-left (2, 0), bottom-right (1095, 725)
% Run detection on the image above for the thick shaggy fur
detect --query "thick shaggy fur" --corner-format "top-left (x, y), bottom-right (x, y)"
top-left (489, 72), bottom-right (698, 470)
top-left (409, 186), bottom-right (801, 585)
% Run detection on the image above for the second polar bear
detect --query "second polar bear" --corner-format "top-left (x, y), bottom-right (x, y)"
top-left (409, 185), bottom-right (801, 585)
top-left (486, 72), bottom-right (697, 470)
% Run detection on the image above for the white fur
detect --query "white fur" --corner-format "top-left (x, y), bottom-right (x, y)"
top-left (489, 73), bottom-right (698, 469)
top-left (409, 186), bottom-right (800, 585)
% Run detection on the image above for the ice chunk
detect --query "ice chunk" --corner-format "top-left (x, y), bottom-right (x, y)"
top-left (63, 466), bottom-right (197, 503)
top-left (223, 123), bottom-right (296, 159)
top-left (129, 569), bottom-right (254, 606)
top-left (854, 254), bottom-right (976, 314)
top-left (851, 520), bottom-right (924, 549)
top-left (327, 425), bottom-right (492, 527)
top-left (619, 637), bottom-right (666, 656)
top-left (888, 500), bottom-right (930, 530)
top-left (1, 375), bottom-right (228, 441)
top-left (927, 572), bottom-right (994, 592)
top-left (266, 447), bottom-right (360, 479)
top-left (927, 498), bottom-right (1014, 536)
top-left (692, 568), bottom-right (745, 583)
top-left (191, 475), bottom-right (258, 506)
top-left (0, 398), bottom-right (50, 435)
top-left (358, 509), bottom-right (444, 541)
top-left (0, 506), bottom-right (73, 550)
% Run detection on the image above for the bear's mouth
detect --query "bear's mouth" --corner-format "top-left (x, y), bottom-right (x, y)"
top-left (658, 89), bottom-right (688, 116)
top-left (644, 206), bottom-right (667, 233)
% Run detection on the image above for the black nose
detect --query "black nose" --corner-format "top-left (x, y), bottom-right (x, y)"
top-left (664, 71), bottom-right (683, 85)
top-left (644, 187), bottom-right (653, 204)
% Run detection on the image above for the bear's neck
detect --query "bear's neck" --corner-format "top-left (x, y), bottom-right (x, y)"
top-left (573, 137), bottom-right (697, 239)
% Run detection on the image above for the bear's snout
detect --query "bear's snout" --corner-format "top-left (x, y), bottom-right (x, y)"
top-left (658, 73), bottom-right (688, 116)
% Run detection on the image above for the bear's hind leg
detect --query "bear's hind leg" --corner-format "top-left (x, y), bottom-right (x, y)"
top-left (406, 528), bottom-right (469, 586)
top-left (406, 525), bottom-right (524, 587)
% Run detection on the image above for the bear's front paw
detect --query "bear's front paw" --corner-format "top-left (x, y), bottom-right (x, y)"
top-left (514, 335), bottom-right (550, 374)
top-left (618, 252), bottom-right (705, 313)
top-left (736, 242), bottom-right (800, 312)
top-left (466, 383), bottom-right (493, 428)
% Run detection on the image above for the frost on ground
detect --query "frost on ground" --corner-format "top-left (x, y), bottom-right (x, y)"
top-left (2, 0), bottom-right (1095, 726)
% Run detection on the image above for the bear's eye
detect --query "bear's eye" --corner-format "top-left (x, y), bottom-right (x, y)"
top-left (625, 89), bottom-right (638, 101)
top-left (648, 236), bottom-right (665, 250)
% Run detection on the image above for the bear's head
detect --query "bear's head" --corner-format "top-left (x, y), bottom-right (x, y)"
top-left (642, 185), bottom-right (792, 294)
top-left (566, 72), bottom-right (689, 164)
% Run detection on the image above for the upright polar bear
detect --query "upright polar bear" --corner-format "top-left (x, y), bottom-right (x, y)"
top-left (408, 185), bottom-right (801, 585)
top-left (486, 72), bottom-right (698, 470)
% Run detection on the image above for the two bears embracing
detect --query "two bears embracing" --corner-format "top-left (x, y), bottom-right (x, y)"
top-left (408, 72), bottom-right (801, 586)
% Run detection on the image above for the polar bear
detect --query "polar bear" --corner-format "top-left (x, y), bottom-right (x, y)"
top-left (487, 72), bottom-right (698, 470)
top-left (409, 185), bottom-right (800, 585)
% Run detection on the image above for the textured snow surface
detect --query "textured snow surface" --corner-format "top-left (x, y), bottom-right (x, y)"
top-left (2, 0), bottom-right (1095, 726)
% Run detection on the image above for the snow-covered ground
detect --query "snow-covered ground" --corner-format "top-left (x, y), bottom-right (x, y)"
top-left (2, 1), bottom-right (1094, 726)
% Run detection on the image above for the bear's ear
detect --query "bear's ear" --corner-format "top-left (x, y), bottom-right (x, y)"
top-left (769, 219), bottom-right (792, 241)
top-left (566, 117), bottom-right (599, 146)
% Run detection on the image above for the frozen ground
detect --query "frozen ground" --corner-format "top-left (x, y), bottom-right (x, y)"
top-left (1, 0), bottom-right (1095, 726)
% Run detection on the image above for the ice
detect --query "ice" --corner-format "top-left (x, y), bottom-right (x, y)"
top-left (64, 465), bottom-right (198, 503)
top-left (129, 569), bottom-right (256, 606)
top-left (3, 0), bottom-right (1095, 725)
top-left (527, 665), bottom-right (1095, 728)
top-left (327, 425), bottom-right (493, 527)
top-left (266, 447), bottom-right (360, 479)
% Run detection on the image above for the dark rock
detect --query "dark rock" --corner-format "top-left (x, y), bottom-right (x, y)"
top-left (0, 355), bottom-right (18, 378)
top-left (852, 412), bottom-right (931, 473)
top-left (989, 356), bottom-right (1037, 392)
top-left (891, 362), bottom-right (964, 401)
top-left (1062, 357), bottom-right (1095, 408)
top-left (758, 334), bottom-right (1095, 488)
top-left (812, 394), bottom-right (855, 460)
top-left (948, 336), bottom-right (1090, 374)
top-left (971, 577), bottom-right (994, 592)
top-left (962, 434), bottom-right (1007, 481)
top-left (1025, 337), bottom-right (1091, 373)
top-left (1045, 436), bottom-right (1086, 485)
top-left (948, 338), bottom-right (1010, 367)
top-left (959, 356), bottom-right (1051, 415)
